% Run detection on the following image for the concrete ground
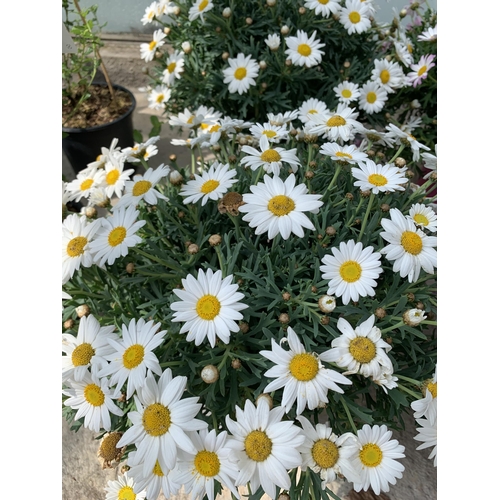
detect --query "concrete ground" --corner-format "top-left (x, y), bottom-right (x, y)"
top-left (62, 38), bottom-right (437, 500)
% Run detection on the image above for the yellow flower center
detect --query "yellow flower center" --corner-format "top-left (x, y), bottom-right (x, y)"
top-left (289, 353), bottom-right (319, 381)
top-left (96, 154), bottom-right (103, 162)
top-left (318, 0), bottom-right (329, 4)
top-left (268, 195), bottom-right (295, 216)
top-left (380, 69), bottom-right (390, 84)
top-left (167, 62), bottom-right (177, 73)
top-left (199, 0), bottom-right (209, 10)
top-left (359, 443), bottom-right (383, 467)
top-left (196, 294), bottom-right (221, 320)
top-left (67, 236), bottom-right (88, 257)
top-left (84, 383), bottom-right (105, 407)
top-left (311, 439), bottom-right (339, 469)
top-left (80, 179), bottom-right (94, 191)
top-left (156, 93), bottom-right (164, 103)
top-left (261, 149), bottom-right (281, 163)
top-left (122, 344), bottom-right (145, 369)
top-left (309, 109), bottom-right (318, 114)
top-left (349, 11), bottom-right (361, 23)
top-left (400, 231), bottom-right (423, 255)
top-left (132, 180), bottom-right (152, 196)
top-left (194, 450), bottom-right (221, 477)
top-left (297, 44), bottom-right (312, 57)
top-left (98, 432), bottom-right (122, 462)
top-left (339, 260), bottom-right (362, 283)
top-left (118, 486), bottom-right (136, 500)
top-left (341, 89), bottom-right (352, 98)
top-left (153, 460), bottom-right (164, 476)
top-left (234, 67), bottom-right (247, 80)
top-left (418, 65), bottom-right (428, 77)
top-left (407, 44), bottom-right (413, 54)
top-left (366, 92), bottom-right (377, 104)
top-left (335, 151), bottom-right (353, 159)
top-left (244, 430), bottom-right (273, 462)
top-left (349, 337), bottom-right (376, 364)
top-left (149, 40), bottom-right (157, 51)
top-left (142, 403), bottom-right (171, 436)
top-left (201, 179), bottom-right (220, 194)
top-left (326, 115), bottom-right (346, 127)
top-left (187, 115), bottom-right (194, 124)
top-left (209, 124), bottom-right (221, 133)
top-left (263, 130), bottom-right (277, 138)
top-left (106, 169), bottom-right (120, 185)
top-left (413, 213), bottom-right (429, 226)
top-left (367, 173), bottom-right (388, 186)
top-left (108, 226), bottom-right (127, 247)
top-left (71, 343), bottom-right (95, 366)
top-left (425, 380), bottom-right (437, 398)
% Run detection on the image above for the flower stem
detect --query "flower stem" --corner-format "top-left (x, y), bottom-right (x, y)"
top-left (397, 383), bottom-right (421, 400)
top-left (340, 396), bottom-right (358, 434)
top-left (381, 321), bottom-right (404, 334)
top-left (326, 163), bottom-right (342, 192)
top-left (357, 193), bottom-right (376, 243)
top-left (396, 374), bottom-right (422, 386)
top-left (388, 144), bottom-right (406, 164)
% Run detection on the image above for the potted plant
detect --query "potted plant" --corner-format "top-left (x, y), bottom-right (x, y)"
top-left (62, 0), bottom-right (136, 175)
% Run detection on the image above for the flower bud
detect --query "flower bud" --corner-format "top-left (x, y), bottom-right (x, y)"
top-left (172, 6), bottom-right (180, 15)
top-left (188, 243), bottom-right (199, 254)
top-left (83, 206), bottom-right (97, 218)
top-left (245, 17), bottom-right (253, 25)
top-left (279, 313), bottom-right (290, 324)
top-left (222, 7), bottom-right (232, 18)
top-left (380, 203), bottom-right (390, 212)
top-left (375, 307), bottom-right (386, 319)
top-left (320, 316), bottom-right (330, 325)
top-left (403, 308), bottom-right (427, 326)
top-left (299, 6), bottom-right (306, 14)
top-left (282, 292), bottom-right (291, 301)
top-left (326, 226), bottom-right (336, 236)
top-left (222, 51), bottom-right (230, 61)
top-left (169, 170), bottom-right (183, 185)
top-left (266, 0), bottom-right (276, 6)
top-left (181, 41), bottom-right (192, 54)
top-left (169, 154), bottom-right (177, 162)
top-left (126, 263), bottom-right (135, 274)
top-left (285, 59), bottom-right (292, 66)
top-left (163, 27), bottom-right (171, 35)
top-left (256, 393), bottom-right (273, 409)
top-left (345, 192), bottom-right (354, 201)
top-left (231, 358), bottom-right (242, 369)
top-left (63, 319), bottom-right (74, 330)
top-left (280, 25), bottom-right (290, 35)
top-left (395, 157), bottom-right (406, 168)
top-left (76, 304), bottom-right (90, 318)
top-left (239, 321), bottom-right (249, 333)
top-left (209, 234), bottom-right (222, 246)
top-left (201, 365), bottom-right (219, 384)
top-left (318, 295), bottom-right (336, 313)
top-left (305, 170), bottom-right (314, 179)
top-left (259, 60), bottom-right (267, 70)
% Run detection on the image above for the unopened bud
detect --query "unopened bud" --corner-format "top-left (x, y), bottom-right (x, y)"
top-left (222, 51), bottom-right (230, 61)
top-left (63, 319), bottom-right (74, 329)
top-left (163, 27), bottom-right (171, 35)
top-left (228, 154), bottom-right (238, 164)
top-left (181, 41), bottom-right (192, 54)
top-left (239, 321), bottom-right (249, 334)
top-left (416, 301), bottom-right (425, 310)
top-left (256, 393), bottom-right (273, 409)
top-left (259, 60), bottom-right (267, 69)
top-left (319, 295), bottom-right (336, 313)
top-left (367, 149), bottom-right (376, 157)
top-left (245, 17), bottom-right (253, 25)
top-left (299, 6), bottom-right (306, 14)
top-left (406, 170), bottom-right (415, 179)
top-left (280, 25), bottom-right (290, 35)
top-left (169, 170), bottom-right (183, 185)
top-left (375, 307), bottom-right (386, 319)
top-left (222, 7), bottom-right (232, 18)
top-left (279, 313), bottom-right (290, 324)
top-left (305, 170), bottom-right (314, 179)
top-left (343, 61), bottom-right (351, 68)
top-left (209, 234), bottom-right (222, 246)
top-left (83, 206), bottom-right (97, 218)
top-left (285, 59), bottom-right (292, 66)
top-left (126, 263), bottom-right (135, 274)
top-left (188, 243), bottom-right (199, 254)
top-left (380, 203), bottom-right (390, 212)
top-left (178, 210), bottom-right (185, 218)
top-left (201, 365), bottom-right (219, 384)
top-left (75, 304), bottom-right (90, 318)
top-left (403, 308), bottom-right (427, 326)
top-left (360, 189), bottom-right (371, 198)
top-left (282, 292), bottom-right (291, 301)
top-left (326, 226), bottom-right (336, 236)
top-left (172, 6), bottom-right (180, 15)
top-left (395, 157), bottom-right (406, 168)
top-left (345, 192), bottom-right (354, 201)
top-left (320, 316), bottom-right (330, 325)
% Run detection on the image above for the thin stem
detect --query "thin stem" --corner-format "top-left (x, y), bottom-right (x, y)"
top-left (326, 163), bottom-right (343, 192)
top-left (387, 144), bottom-right (406, 164)
top-left (381, 321), bottom-right (404, 334)
top-left (396, 374), bottom-right (422, 386)
top-left (397, 383), bottom-right (422, 400)
top-left (357, 193), bottom-right (376, 243)
top-left (340, 396), bottom-right (358, 434)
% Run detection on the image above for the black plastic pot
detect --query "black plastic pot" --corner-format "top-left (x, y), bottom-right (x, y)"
top-left (62, 84), bottom-right (136, 176)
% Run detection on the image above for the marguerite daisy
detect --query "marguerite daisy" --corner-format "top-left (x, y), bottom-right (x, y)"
top-left (66, 167), bottom-right (106, 202)
top-left (140, 29), bottom-right (166, 62)
top-left (333, 81), bottom-right (361, 105)
top-left (320, 240), bottom-right (383, 305)
top-left (240, 173), bottom-right (323, 240)
top-left (324, 315), bottom-right (393, 379)
top-left (148, 84), bottom-right (171, 110)
top-left (380, 208), bottom-right (437, 283)
top-left (339, 0), bottom-right (371, 35)
top-left (351, 160), bottom-right (408, 194)
top-left (304, 0), bottom-right (341, 17)
top-left (117, 369), bottom-right (208, 476)
top-left (319, 142), bottom-right (368, 165)
top-left (418, 25), bottom-right (437, 42)
top-left (371, 58), bottom-right (406, 93)
top-left (179, 161), bottom-right (238, 206)
top-left (407, 203), bottom-right (437, 232)
top-left (298, 98), bottom-right (329, 124)
top-left (421, 144), bottom-right (437, 179)
top-left (265, 33), bottom-right (281, 51)
top-left (407, 54), bottom-right (436, 87)
top-left (249, 122), bottom-right (289, 143)
top-left (121, 136), bottom-right (160, 163)
top-left (188, 0), bottom-right (214, 22)
top-left (62, 314), bottom-right (118, 383)
top-left (101, 154), bottom-right (135, 199)
top-left (359, 81), bottom-right (388, 114)
top-left (162, 50), bottom-right (185, 86)
top-left (385, 123), bottom-right (430, 161)
top-left (240, 135), bottom-right (301, 175)
top-left (351, 424), bottom-right (405, 496)
top-left (306, 103), bottom-right (361, 142)
top-left (411, 369), bottom-right (437, 424)
top-left (225, 399), bottom-right (304, 500)
top-left (284, 30), bottom-right (325, 68)
top-left (222, 53), bottom-right (259, 95)
top-left (170, 268), bottom-right (248, 348)
top-left (104, 473), bottom-right (147, 500)
top-left (63, 371), bottom-right (124, 432)
top-left (414, 417), bottom-right (437, 467)
top-left (88, 205), bottom-right (146, 267)
top-left (260, 326), bottom-right (352, 415)
top-left (62, 213), bottom-right (100, 284)
top-left (296, 416), bottom-right (360, 488)
top-left (97, 318), bottom-right (168, 400)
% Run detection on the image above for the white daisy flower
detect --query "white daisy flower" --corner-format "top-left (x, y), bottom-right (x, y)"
top-left (296, 416), bottom-right (360, 488)
top-left (62, 314), bottom-right (117, 383)
top-left (385, 123), bottom-right (430, 161)
top-left (356, 125), bottom-right (395, 148)
top-left (324, 315), bottom-right (393, 379)
top-left (394, 40), bottom-right (414, 68)
top-left (141, 1), bottom-right (161, 25)
top-left (320, 240), bottom-right (383, 305)
top-left (359, 81), bottom-right (388, 114)
top-left (351, 424), bottom-right (405, 496)
top-left (249, 122), bottom-right (289, 143)
top-left (306, 103), bottom-right (361, 142)
top-left (148, 84), bottom-right (171, 110)
top-left (86, 138), bottom-right (122, 170)
top-left (162, 50), bottom-right (185, 86)
top-left (117, 369), bottom-right (208, 475)
top-left (121, 136), bottom-right (161, 163)
top-left (225, 399), bottom-right (305, 500)
top-left (63, 371), bottom-right (124, 433)
top-left (97, 318), bottom-right (168, 400)
top-left (418, 25), bottom-right (437, 42)
top-left (351, 159), bottom-right (408, 194)
top-left (222, 53), bottom-right (260, 95)
top-left (421, 145), bottom-right (437, 179)
top-left (407, 203), bottom-right (437, 232)
top-left (284, 30), bottom-right (326, 68)
top-left (170, 268), bottom-right (248, 348)
top-left (407, 54), bottom-right (436, 87)
top-left (333, 81), bottom-right (361, 105)
top-left (102, 154), bottom-right (135, 199)
top-left (179, 161), bottom-right (238, 206)
top-left (88, 186), bottom-right (111, 208)
top-left (174, 429), bottom-right (240, 500)
top-left (62, 214), bottom-right (101, 284)
top-left (414, 417), bottom-right (437, 467)
top-left (411, 370), bottom-right (437, 424)
top-left (339, 0), bottom-right (371, 35)
top-left (298, 98), bottom-right (329, 124)
top-left (260, 326), bottom-right (352, 415)
top-left (319, 142), bottom-right (368, 165)
top-left (104, 473), bottom-right (147, 500)
top-left (113, 163), bottom-right (170, 210)
top-left (266, 110), bottom-right (299, 127)
top-left (264, 33), bottom-right (281, 51)
top-left (88, 206), bottom-right (146, 267)
top-left (240, 135), bottom-right (301, 175)
top-left (380, 208), bottom-right (437, 283)
top-left (371, 58), bottom-right (406, 93)
top-left (240, 174), bottom-right (323, 240)
top-left (126, 450), bottom-right (181, 500)
top-left (371, 367), bottom-right (399, 394)
top-left (188, 0), bottom-right (214, 22)
top-left (304, 0), bottom-right (341, 17)
top-left (140, 29), bottom-right (166, 62)
top-left (403, 308), bottom-right (427, 326)
top-left (66, 167), bottom-right (106, 202)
